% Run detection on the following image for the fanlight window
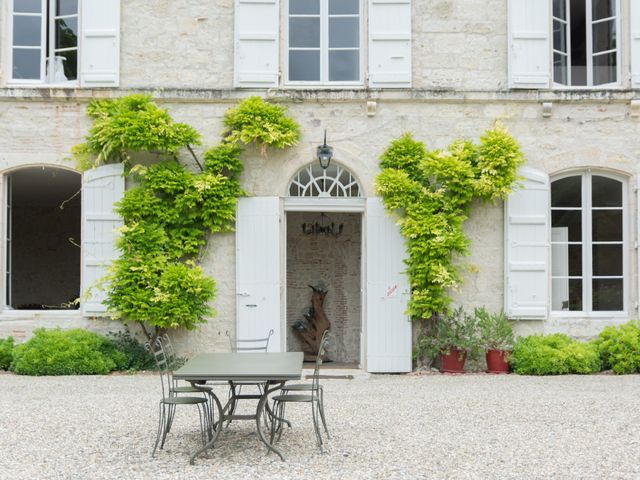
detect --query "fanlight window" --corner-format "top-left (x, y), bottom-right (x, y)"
top-left (288, 164), bottom-right (361, 197)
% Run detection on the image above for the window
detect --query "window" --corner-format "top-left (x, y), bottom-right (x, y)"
top-left (10, 0), bottom-right (79, 84)
top-left (552, 0), bottom-right (620, 86)
top-left (550, 172), bottom-right (626, 313)
top-left (287, 0), bottom-right (362, 84)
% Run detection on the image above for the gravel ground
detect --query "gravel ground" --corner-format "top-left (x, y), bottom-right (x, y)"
top-left (0, 370), bottom-right (639, 480)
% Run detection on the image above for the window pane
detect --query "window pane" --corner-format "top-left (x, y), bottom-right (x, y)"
top-left (552, 211), bottom-right (582, 241)
top-left (289, 0), bottom-right (319, 15)
top-left (12, 48), bottom-right (41, 79)
top-left (592, 0), bottom-right (615, 20)
top-left (289, 51), bottom-right (320, 81)
top-left (592, 19), bottom-right (616, 54)
top-left (13, 16), bottom-right (41, 46)
top-left (57, 0), bottom-right (78, 16)
top-left (329, 18), bottom-right (359, 48)
top-left (552, 243), bottom-right (582, 276)
top-left (14, 0), bottom-right (41, 13)
top-left (592, 278), bottom-right (623, 311)
top-left (57, 50), bottom-right (77, 81)
top-left (593, 51), bottom-right (617, 85)
top-left (592, 210), bottom-right (622, 242)
top-left (593, 244), bottom-right (622, 276)
top-left (554, 52), bottom-right (568, 85)
top-left (329, 0), bottom-right (359, 15)
top-left (553, 0), bottom-right (566, 19)
top-left (592, 176), bottom-right (621, 207)
top-left (552, 278), bottom-right (582, 311)
top-left (329, 50), bottom-right (359, 81)
top-left (553, 20), bottom-right (567, 53)
top-left (56, 18), bottom-right (78, 49)
top-left (551, 176), bottom-right (581, 207)
top-left (289, 18), bottom-right (320, 48)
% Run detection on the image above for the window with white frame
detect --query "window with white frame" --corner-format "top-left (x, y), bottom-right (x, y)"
top-left (11, 0), bottom-right (79, 84)
top-left (550, 172), bottom-right (626, 312)
top-left (552, 0), bottom-right (620, 87)
top-left (287, 0), bottom-right (361, 84)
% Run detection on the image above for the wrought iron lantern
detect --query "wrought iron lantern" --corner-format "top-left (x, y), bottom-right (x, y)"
top-left (316, 130), bottom-right (333, 170)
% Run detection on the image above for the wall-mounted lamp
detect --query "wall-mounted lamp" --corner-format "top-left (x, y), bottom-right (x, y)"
top-left (316, 129), bottom-right (333, 170)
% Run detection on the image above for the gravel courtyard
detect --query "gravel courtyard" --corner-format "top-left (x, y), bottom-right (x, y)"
top-left (0, 370), bottom-right (639, 480)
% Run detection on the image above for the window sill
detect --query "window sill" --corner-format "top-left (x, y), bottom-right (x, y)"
top-left (5, 82), bottom-right (79, 89)
top-left (549, 311), bottom-right (629, 319)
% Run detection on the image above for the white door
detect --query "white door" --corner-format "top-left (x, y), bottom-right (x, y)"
top-left (236, 197), bottom-right (282, 351)
top-left (365, 197), bottom-right (412, 372)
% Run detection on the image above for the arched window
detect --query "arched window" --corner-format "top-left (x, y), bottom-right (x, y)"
top-left (288, 163), bottom-right (361, 197)
top-left (551, 171), bottom-right (626, 312)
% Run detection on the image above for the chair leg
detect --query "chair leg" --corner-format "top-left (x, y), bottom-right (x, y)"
top-left (160, 404), bottom-right (171, 451)
top-left (311, 400), bottom-right (323, 451)
top-left (318, 388), bottom-right (330, 438)
top-left (166, 403), bottom-right (176, 434)
top-left (152, 402), bottom-right (165, 458)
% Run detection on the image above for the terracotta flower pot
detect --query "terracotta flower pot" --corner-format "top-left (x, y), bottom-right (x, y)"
top-left (440, 348), bottom-right (467, 373)
top-left (486, 349), bottom-right (510, 374)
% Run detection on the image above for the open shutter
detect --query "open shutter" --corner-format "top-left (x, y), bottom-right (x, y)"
top-left (508, 0), bottom-right (550, 88)
top-left (366, 198), bottom-right (411, 372)
top-left (234, 0), bottom-right (279, 87)
top-left (368, 0), bottom-right (411, 88)
top-left (80, 0), bottom-right (120, 87)
top-left (632, 0), bottom-right (640, 88)
top-left (236, 197), bottom-right (282, 351)
top-left (504, 167), bottom-right (549, 319)
top-left (82, 163), bottom-right (124, 315)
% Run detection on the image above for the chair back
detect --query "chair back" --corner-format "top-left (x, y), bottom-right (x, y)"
top-left (228, 329), bottom-right (274, 353)
top-left (145, 337), bottom-right (173, 399)
top-left (311, 330), bottom-right (330, 399)
top-left (160, 333), bottom-right (178, 369)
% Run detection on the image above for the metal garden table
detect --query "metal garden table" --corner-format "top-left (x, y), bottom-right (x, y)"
top-left (173, 351), bottom-right (303, 463)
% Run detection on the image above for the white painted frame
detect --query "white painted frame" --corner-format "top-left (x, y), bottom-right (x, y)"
top-left (8, 0), bottom-right (80, 86)
top-left (549, 170), bottom-right (629, 316)
top-left (551, 0), bottom-right (622, 88)
top-left (284, 0), bottom-right (365, 87)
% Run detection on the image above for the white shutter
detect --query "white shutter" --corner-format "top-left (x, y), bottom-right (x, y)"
top-left (368, 0), bottom-right (411, 88)
top-left (508, 0), bottom-right (550, 88)
top-left (236, 197), bottom-right (282, 351)
top-left (504, 166), bottom-right (550, 319)
top-left (82, 163), bottom-right (124, 315)
top-left (234, 0), bottom-right (279, 87)
top-left (637, 175), bottom-right (640, 315)
top-left (632, 0), bottom-right (640, 88)
top-left (80, 0), bottom-right (120, 87)
top-left (366, 198), bottom-right (412, 372)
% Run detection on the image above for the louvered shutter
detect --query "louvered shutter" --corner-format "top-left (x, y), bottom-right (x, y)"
top-left (82, 163), bottom-right (124, 315)
top-left (80, 0), bottom-right (120, 87)
top-left (504, 167), bottom-right (550, 319)
top-left (632, 0), bottom-right (640, 88)
top-left (508, 0), bottom-right (550, 88)
top-left (368, 0), bottom-right (411, 88)
top-left (234, 0), bottom-right (279, 87)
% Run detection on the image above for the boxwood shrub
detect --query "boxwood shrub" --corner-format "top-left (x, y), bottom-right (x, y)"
top-left (511, 333), bottom-right (601, 375)
top-left (0, 337), bottom-right (14, 370)
top-left (11, 328), bottom-right (127, 376)
top-left (593, 321), bottom-right (640, 374)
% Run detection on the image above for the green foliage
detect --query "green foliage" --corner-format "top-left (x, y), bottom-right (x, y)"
top-left (223, 96), bottom-right (301, 154)
top-left (375, 124), bottom-right (525, 326)
top-left (511, 334), bottom-right (601, 375)
top-left (592, 321), bottom-right (640, 374)
top-left (476, 307), bottom-right (514, 350)
top-left (73, 94), bottom-right (201, 170)
top-left (11, 328), bottom-right (126, 376)
top-left (106, 330), bottom-right (156, 371)
top-left (0, 337), bottom-right (14, 370)
top-left (414, 307), bottom-right (481, 362)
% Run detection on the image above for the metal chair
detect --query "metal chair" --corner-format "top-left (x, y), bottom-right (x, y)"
top-left (146, 337), bottom-right (211, 457)
top-left (269, 330), bottom-right (331, 451)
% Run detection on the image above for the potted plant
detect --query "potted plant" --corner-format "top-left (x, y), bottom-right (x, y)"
top-left (475, 307), bottom-right (514, 373)
top-left (416, 307), bottom-right (480, 373)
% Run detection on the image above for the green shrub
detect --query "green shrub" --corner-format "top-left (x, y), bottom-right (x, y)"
top-left (107, 330), bottom-right (156, 371)
top-left (593, 321), bottom-right (640, 374)
top-left (511, 333), bottom-right (601, 375)
top-left (0, 337), bottom-right (14, 370)
top-left (11, 328), bottom-right (126, 376)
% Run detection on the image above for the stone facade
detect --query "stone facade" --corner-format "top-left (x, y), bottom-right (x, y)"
top-left (0, 1), bottom-right (638, 360)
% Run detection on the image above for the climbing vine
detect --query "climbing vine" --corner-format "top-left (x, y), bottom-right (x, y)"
top-left (74, 95), bottom-right (300, 339)
top-left (375, 123), bottom-right (525, 322)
